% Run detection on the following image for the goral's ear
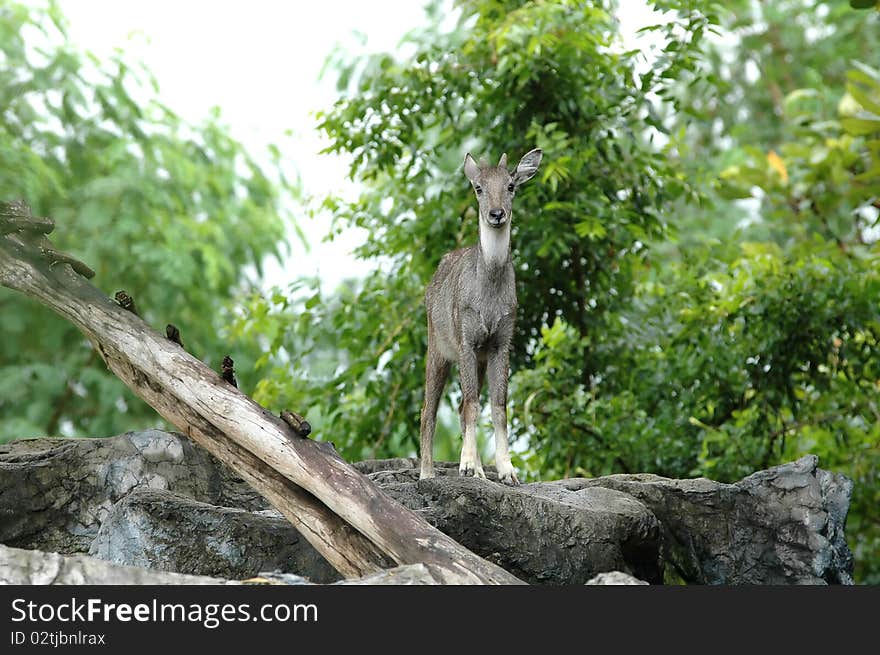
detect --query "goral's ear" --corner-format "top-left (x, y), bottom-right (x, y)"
top-left (513, 148), bottom-right (543, 185)
top-left (463, 153), bottom-right (480, 183)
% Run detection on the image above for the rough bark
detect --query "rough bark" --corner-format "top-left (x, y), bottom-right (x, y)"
top-left (0, 208), bottom-right (522, 585)
top-left (89, 487), bottom-right (339, 582)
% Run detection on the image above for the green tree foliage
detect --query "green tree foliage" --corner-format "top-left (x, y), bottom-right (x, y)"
top-left (239, 1), bottom-right (878, 582)
top-left (658, 0), bottom-right (880, 252)
top-left (0, 1), bottom-right (293, 440)
top-left (514, 6), bottom-right (880, 581)
top-left (693, 0), bottom-right (879, 149)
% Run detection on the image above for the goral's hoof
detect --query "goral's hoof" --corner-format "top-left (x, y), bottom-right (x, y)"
top-left (496, 461), bottom-right (520, 486)
top-left (459, 463), bottom-right (486, 479)
top-left (499, 471), bottom-right (520, 486)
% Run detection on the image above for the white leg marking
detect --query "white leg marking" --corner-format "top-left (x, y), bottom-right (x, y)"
top-left (420, 462), bottom-right (435, 480)
top-left (493, 420), bottom-right (519, 485)
top-left (459, 424), bottom-right (486, 479)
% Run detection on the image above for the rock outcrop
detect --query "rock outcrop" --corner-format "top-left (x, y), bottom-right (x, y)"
top-left (0, 544), bottom-right (439, 585)
top-left (380, 474), bottom-right (662, 584)
top-left (0, 429), bottom-right (265, 555)
top-left (0, 432), bottom-right (854, 585)
top-left (585, 571), bottom-right (649, 585)
top-left (0, 543), bottom-right (234, 585)
top-left (572, 457), bottom-right (853, 584)
top-left (89, 488), bottom-right (339, 582)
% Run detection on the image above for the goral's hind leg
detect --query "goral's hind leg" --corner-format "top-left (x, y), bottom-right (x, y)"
top-left (419, 343), bottom-right (450, 480)
top-left (457, 348), bottom-right (485, 479)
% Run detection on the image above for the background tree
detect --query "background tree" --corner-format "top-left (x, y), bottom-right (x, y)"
top-left (235, 0), bottom-right (879, 582)
top-left (0, 1), bottom-right (295, 439)
top-left (512, 0), bottom-right (880, 580)
top-left (664, 0), bottom-right (880, 249)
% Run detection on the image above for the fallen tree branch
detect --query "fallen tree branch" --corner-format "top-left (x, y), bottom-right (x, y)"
top-left (0, 201), bottom-right (521, 584)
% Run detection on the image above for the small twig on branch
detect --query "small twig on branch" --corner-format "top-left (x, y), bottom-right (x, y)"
top-left (39, 246), bottom-right (95, 279)
top-left (114, 291), bottom-right (139, 316)
top-left (220, 355), bottom-right (237, 388)
top-left (767, 413), bottom-right (844, 442)
top-left (372, 377), bottom-right (402, 458)
top-left (373, 312), bottom-right (416, 359)
top-left (0, 202), bottom-right (93, 278)
top-left (281, 409), bottom-right (312, 438)
top-left (166, 324), bottom-right (184, 348)
top-left (529, 402), bottom-right (631, 474)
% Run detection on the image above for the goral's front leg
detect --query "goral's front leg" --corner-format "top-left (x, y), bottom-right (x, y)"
top-left (488, 344), bottom-right (519, 486)
top-left (459, 432), bottom-right (486, 479)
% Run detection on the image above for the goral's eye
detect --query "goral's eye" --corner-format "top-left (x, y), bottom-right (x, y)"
top-left (474, 185), bottom-right (482, 195)
top-left (507, 183), bottom-right (515, 192)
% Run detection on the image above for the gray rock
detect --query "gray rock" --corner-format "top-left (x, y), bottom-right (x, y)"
top-left (0, 543), bottom-right (439, 585)
top-left (0, 543), bottom-right (233, 585)
top-left (379, 475), bottom-right (663, 585)
top-left (568, 455), bottom-right (853, 584)
top-left (335, 563), bottom-right (443, 585)
top-left (89, 487), bottom-right (339, 582)
top-left (0, 430), bottom-right (266, 554)
top-left (586, 571), bottom-right (649, 585)
top-left (0, 432), bottom-right (855, 585)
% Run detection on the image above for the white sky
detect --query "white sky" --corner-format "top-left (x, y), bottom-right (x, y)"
top-left (61, 0), bottom-right (433, 290)
top-left (59, 0), bottom-right (659, 291)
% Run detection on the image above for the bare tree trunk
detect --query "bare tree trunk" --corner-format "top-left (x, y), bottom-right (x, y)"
top-left (0, 203), bottom-right (522, 585)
